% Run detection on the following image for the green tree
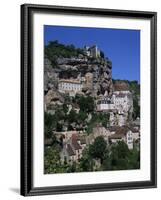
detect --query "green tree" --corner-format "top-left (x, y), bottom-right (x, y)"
top-left (77, 96), bottom-right (94, 113)
top-left (44, 112), bottom-right (56, 138)
top-left (45, 40), bottom-right (84, 67)
top-left (44, 146), bottom-right (79, 174)
top-left (68, 109), bottom-right (78, 123)
top-left (128, 148), bottom-right (140, 169)
top-left (133, 97), bottom-right (140, 119)
top-left (56, 123), bottom-right (63, 132)
top-left (102, 150), bottom-right (110, 170)
top-left (100, 50), bottom-right (105, 58)
top-left (44, 146), bottom-right (61, 174)
top-left (77, 111), bottom-right (87, 123)
top-left (110, 141), bottom-right (130, 170)
top-left (89, 136), bottom-right (107, 163)
top-left (107, 141), bottom-right (140, 170)
top-left (79, 148), bottom-right (94, 172)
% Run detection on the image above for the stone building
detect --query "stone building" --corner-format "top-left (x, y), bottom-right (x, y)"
top-left (108, 126), bottom-right (133, 149)
top-left (108, 125), bottom-right (140, 150)
top-left (83, 72), bottom-right (93, 90)
top-left (96, 82), bottom-right (133, 126)
top-left (113, 82), bottom-right (133, 113)
top-left (84, 45), bottom-right (100, 58)
top-left (60, 133), bottom-right (87, 163)
top-left (97, 97), bottom-right (115, 112)
top-left (58, 79), bottom-right (83, 96)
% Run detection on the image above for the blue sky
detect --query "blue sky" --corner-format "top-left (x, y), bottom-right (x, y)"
top-left (44, 25), bottom-right (140, 82)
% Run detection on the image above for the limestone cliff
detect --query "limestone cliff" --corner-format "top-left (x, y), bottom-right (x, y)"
top-left (44, 50), bottom-right (113, 99)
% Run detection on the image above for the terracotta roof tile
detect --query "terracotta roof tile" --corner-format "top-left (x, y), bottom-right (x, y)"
top-left (66, 144), bottom-right (75, 156)
top-left (109, 126), bottom-right (129, 139)
top-left (71, 134), bottom-right (82, 150)
top-left (114, 82), bottom-right (129, 91)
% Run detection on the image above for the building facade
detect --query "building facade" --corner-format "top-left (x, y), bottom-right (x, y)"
top-left (108, 125), bottom-right (140, 150)
top-left (108, 127), bottom-right (133, 149)
top-left (60, 133), bottom-right (87, 163)
top-left (97, 85), bottom-right (133, 113)
top-left (58, 79), bottom-right (83, 96)
top-left (97, 97), bottom-right (115, 112)
top-left (84, 45), bottom-right (100, 58)
top-left (96, 82), bottom-right (133, 126)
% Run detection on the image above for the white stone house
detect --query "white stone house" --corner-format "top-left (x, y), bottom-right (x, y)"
top-left (97, 97), bottom-right (115, 112)
top-left (117, 113), bottom-right (126, 126)
top-left (96, 83), bottom-right (133, 113)
top-left (97, 82), bottom-right (133, 126)
top-left (58, 79), bottom-right (83, 96)
top-left (108, 126), bottom-right (134, 149)
top-left (126, 130), bottom-right (133, 149)
top-left (112, 92), bottom-right (133, 113)
top-left (113, 82), bottom-right (133, 113)
top-left (90, 45), bottom-right (100, 58)
top-left (130, 126), bottom-right (140, 141)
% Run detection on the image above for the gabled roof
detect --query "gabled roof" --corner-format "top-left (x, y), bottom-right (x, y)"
top-left (108, 134), bottom-right (124, 139)
top-left (114, 82), bottom-right (129, 91)
top-left (66, 144), bottom-right (75, 156)
top-left (71, 134), bottom-right (82, 150)
top-left (116, 126), bottom-right (129, 135)
top-left (108, 126), bottom-right (129, 139)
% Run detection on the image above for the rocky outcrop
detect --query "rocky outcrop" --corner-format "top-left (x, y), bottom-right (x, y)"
top-left (44, 44), bottom-right (114, 115)
top-left (44, 58), bottom-right (59, 93)
top-left (44, 55), bottom-right (113, 98)
top-left (45, 89), bottom-right (64, 111)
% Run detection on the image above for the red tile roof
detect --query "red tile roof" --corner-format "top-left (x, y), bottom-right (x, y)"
top-left (66, 144), bottom-right (75, 156)
top-left (108, 126), bottom-right (129, 139)
top-left (71, 134), bottom-right (82, 150)
top-left (114, 82), bottom-right (129, 91)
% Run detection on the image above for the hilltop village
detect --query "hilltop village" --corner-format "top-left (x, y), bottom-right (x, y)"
top-left (44, 41), bottom-right (140, 173)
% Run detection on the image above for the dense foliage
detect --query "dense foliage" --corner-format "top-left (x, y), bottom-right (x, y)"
top-left (44, 145), bottom-right (78, 173)
top-left (44, 94), bottom-right (109, 139)
top-left (88, 136), bottom-right (107, 163)
top-left (103, 141), bottom-right (140, 170)
top-left (44, 41), bottom-right (140, 174)
top-left (44, 138), bottom-right (140, 173)
top-left (86, 112), bottom-right (110, 134)
top-left (75, 95), bottom-right (94, 113)
top-left (45, 40), bottom-right (84, 67)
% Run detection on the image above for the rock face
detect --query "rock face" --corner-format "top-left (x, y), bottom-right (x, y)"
top-left (44, 58), bottom-right (59, 93)
top-left (45, 89), bottom-right (64, 111)
top-left (44, 43), bottom-right (114, 113)
top-left (44, 54), bottom-right (113, 99)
